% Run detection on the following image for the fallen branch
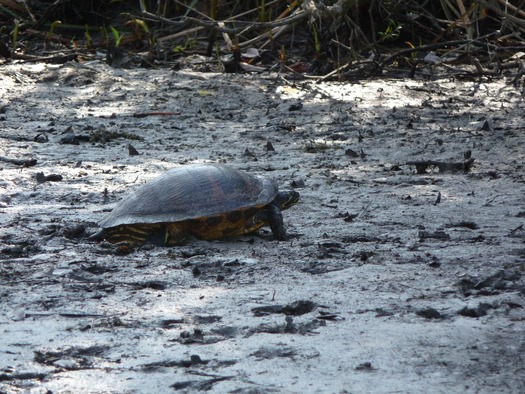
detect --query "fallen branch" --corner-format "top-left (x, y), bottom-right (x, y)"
top-left (0, 372), bottom-right (48, 382)
top-left (314, 59), bottom-right (376, 82)
top-left (11, 52), bottom-right (78, 64)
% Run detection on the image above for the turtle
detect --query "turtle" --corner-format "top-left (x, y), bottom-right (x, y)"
top-left (89, 163), bottom-right (299, 246)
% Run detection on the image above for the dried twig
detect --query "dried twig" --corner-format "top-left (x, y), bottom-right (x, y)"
top-left (11, 52), bottom-right (78, 63)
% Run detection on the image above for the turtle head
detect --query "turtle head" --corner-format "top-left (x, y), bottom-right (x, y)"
top-left (274, 190), bottom-right (300, 210)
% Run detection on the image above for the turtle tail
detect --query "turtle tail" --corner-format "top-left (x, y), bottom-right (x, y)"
top-left (86, 228), bottom-right (109, 242)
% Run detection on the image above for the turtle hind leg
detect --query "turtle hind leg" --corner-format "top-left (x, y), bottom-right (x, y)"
top-left (90, 224), bottom-right (161, 246)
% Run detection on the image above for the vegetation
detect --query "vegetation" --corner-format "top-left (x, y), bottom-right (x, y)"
top-left (0, 0), bottom-right (523, 78)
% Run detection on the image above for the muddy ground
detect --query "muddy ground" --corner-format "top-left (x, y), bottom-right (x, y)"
top-left (0, 61), bottom-right (524, 393)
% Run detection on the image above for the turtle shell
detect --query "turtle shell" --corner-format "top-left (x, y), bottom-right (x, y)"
top-left (97, 163), bottom-right (280, 244)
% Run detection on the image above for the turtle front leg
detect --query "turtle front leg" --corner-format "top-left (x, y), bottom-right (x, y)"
top-left (265, 204), bottom-right (287, 240)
